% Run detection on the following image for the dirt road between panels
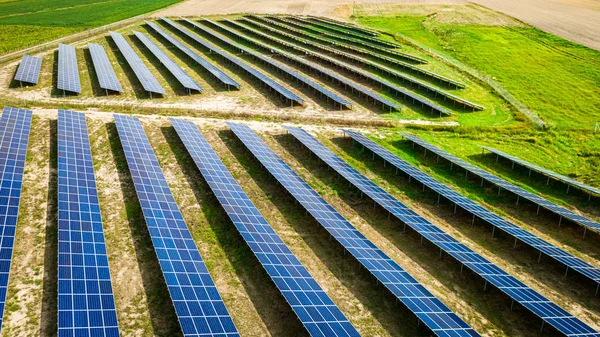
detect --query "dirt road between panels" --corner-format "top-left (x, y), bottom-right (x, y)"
top-left (157, 0), bottom-right (600, 50)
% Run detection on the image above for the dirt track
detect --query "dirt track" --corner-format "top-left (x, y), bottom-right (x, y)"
top-left (156, 0), bottom-right (600, 50)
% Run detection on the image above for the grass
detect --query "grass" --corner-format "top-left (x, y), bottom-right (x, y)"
top-left (354, 4), bottom-right (600, 130)
top-left (0, 0), bottom-right (182, 55)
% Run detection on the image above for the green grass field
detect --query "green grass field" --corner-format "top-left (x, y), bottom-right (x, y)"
top-left (355, 4), bottom-right (600, 130)
top-left (0, 0), bottom-right (182, 55)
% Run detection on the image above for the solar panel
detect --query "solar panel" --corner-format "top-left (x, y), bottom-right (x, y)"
top-left (109, 31), bottom-right (166, 96)
top-left (0, 106), bottom-right (32, 334)
top-left (57, 109), bottom-right (120, 337)
top-left (144, 21), bottom-right (241, 88)
top-left (402, 135), bottom-right (600, 238)
top-left (14, 55), bottom-right (42, 85)
top-left (202, 19), bottom-right (353, 109)
top-left (247, 16), bottom-right (427, 65)
top-left (57, 44), bottom-right (81, 94)
top-left (170, 119), bottom-right (361, 337)
top-left (303, 17), bottom-right (376, 39)
top-left (88, 43), bottom-right (123, 93)
top-left (344, 130), bottom-right (600, 295)
top-left (286, 126), bottom-right (600, 337)
top-left (161, 18), bottom-right (303, 105)
top-left (242, 18), bottom-right (453, 117)
top-left (113, 114), bottom-right (239, 337)
top-left (481, 146), bottom-right (600, 199)
top-left (226, 122), bottom-right (479, 337)
top-left (133, 31), bottom-right (203, 93)
top-left (308, 17), bottom-right (379, 37)
top-left (283, 16), bottom-right (399, 50)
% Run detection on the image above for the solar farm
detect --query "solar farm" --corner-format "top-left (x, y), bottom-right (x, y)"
top-left (0, 3), bottom-right (599, 337)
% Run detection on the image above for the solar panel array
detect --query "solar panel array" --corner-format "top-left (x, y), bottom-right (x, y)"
top-left (14, 55), bottom-right (42, 85)
top-left (242, 18), bottom-right (453, 116)
top-left (240, 17), bottom-right (467, 93)
top-left (402, 135), bottom-right (600, 237)
top-left (227, 122), bottom-right (479, 337)
top-left (171, 119), bottom-right (361, 337)
top-left (145, 21), bottom-right (241, 88)
top-left (247, 16), bottom-right (427, 67)
top-left (133, 31), bottom-right (203, 93)
top-left (109, 31), bottom-right (166, 95)
top-left (0, 106), bottom-right (32, 333)
top-left (181, 18), bottom-right (306, 104)
top-left (88, 43), bottom-right (123, 93)
top-left (303, 17), bottom-right (376, 39)
top-left (161, 18), bottom-right (303, 104)
top-left (285, 126), bottom-right (600, 337)
top-left (308, 16), bottom-right (379, 36)
top-left (281, 16), bottom-right (399, 50)
top-left (57, 44), bottom-right (82, 94)
top-left (307, 17), bottom-right (378, 37)
top-left (481, 146), bottom-right (600, 198)
top-left (57, 109), bottom-right (120, 337)
top-left (344, 130), bottom-right (600, 293)
top-left (113, 114), bottom-right (239, 337)
top-left (221, 19), bottom-right (399, 111)
top-left (203, 19), bottom-right (353, 109)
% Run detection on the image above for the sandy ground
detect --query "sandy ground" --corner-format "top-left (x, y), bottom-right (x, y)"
top-left (157, 0), bottom-right (600, 50)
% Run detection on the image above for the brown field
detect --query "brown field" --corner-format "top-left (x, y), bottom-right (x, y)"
top-left (157, 0), bottom-right (600, 50)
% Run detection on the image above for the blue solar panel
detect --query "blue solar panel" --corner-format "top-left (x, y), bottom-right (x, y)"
top-left (133, 31), bottom-right (203, 93)
top-left (113, 114), bottom-right (239, 337)
top-left (309, 16), bottom-right (379, 37)
top-left (171, 118), bottom-right (361, 337)
top-left (57, 44), bottom-right (81, 94)
top-left (227, 19), bottom-right (399, 111)
top-left (244, 17), bottom-right (453, 116)
top-left (344, 130), bottom-right (600, 294)
top-left (57, 109), bottom-right (120, 337)
top-left (14, 55), bottom-right (42, 85)
top-left (481, 146), bottom-right (600, 199)
top-left (88, 43), bottom-right (123, 93)
top-left (161, 18), bottom-right (303, 105)
top-left (227, 122), bottom-right (479, 337)
top-left (285, 126), bottom-right (600, 337)
top-left (109, 31), bottom-right (166, 96)
top-left (402, 135), bottom-right (600, 238)
top-left (201, 19), bottom-right (353, 109)
top-left (0, 106), bottom-right (32, 334)
top-left (144, 21), bottom-right (241, 88)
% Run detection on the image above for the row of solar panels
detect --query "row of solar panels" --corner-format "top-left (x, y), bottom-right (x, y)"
top-left (237, 17), bottom-right (482, 114)
top-left (0, 106), bottom-right (598, 336)
top-left (11, 17), bottom-right (479, 116)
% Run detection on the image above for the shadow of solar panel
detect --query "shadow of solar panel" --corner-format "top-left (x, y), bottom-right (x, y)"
top-left (145, 21), bottom-right (241, 88)
top-left (58, 44), bottom-right (81, 94)
top-left (88, 43), bottom-right (123, 93)
top-left (226, 122), bottom-right (479, 337)
top-left (14, 55), bottom-right (42, 85)
top-left (170, 118), bottom-right (361, 337)
top-left (163, 18), bottom-right (303, 105)
top-left (285, 127), bottom-right (600, 337)
top-left (481, 146), bottom-right (600, 199)
top-left (345, 130), bottom-right (600, 294)
top-left (402, 135), bottom-right (600, 239)
top-left (200, 19), bottom-right (353, 108)
top-left (222, 19), bottom-right (400, 111)
top-left (109, 31), bottom-right (166, 96)
top-left (57, 109), bottom-right (120, 337)
top-left (133, 31), bottom-right (203, 93)
top-left (113, 114), bottom-right (239, 337)
top-left (0, 106), bottom-right (32, 334)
